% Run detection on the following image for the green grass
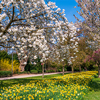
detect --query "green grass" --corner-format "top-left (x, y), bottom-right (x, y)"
top-left (83, 78), bottom-right (100, 100)
top-left (1, 72), bottom-right (100, 100)
top-left (0, 73), bottom-right (69, 88)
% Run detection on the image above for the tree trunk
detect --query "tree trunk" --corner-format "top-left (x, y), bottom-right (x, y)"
top-left (16, 50), bottom-right (29, 72)
top-left (62, 66), bottom-right (64, 75)
top-left (42, 63), bottom-right (44, 78)
top-left (98, 64), bottom-right (100, 78)
top-left (19, 59), bottom-right (27, 72)
top-left (19, 63), bottom-right (26, 72)
top-left (79, 66), bottom-right (81, 72)
top-left (72, 66), bottom-right (74, 73)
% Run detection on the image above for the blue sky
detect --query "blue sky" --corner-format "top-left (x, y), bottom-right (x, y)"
top-left (51, 0), bottom-right (83, 23)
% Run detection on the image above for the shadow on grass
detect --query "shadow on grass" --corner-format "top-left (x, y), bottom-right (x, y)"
top-left (0, 73), bottom-right (69, 88)
top-left (88, 78), bottom-right (100, 91)
top-left (0, 78), bottom-right (38, 88)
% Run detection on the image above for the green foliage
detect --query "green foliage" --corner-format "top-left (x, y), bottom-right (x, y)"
top-left (9, 53), bottom-right (19, 63)
top-left (57, 68), bottom-right (62, 72)
top-left (18, 71), bottom-right (28, 74)
top-left (38, 70), bottom-right (42, 73)
top-left (0, 50), bottom-right (10, 60)
top-left (30, 70), bottom-right (38, 74)
top-left (67, 66), bottom-right (71, 71)
top-left (84, 60), bottom-right (96, 71)
top-left (25, 59), bottom-right (31, 71)
top-left (50, 62), bottom-right (57, 68)
top-left (74, 67), bottom-right (79, 71)
top-left (46, 70), bottom-right (55, 73)
top-left (92, 65), bottom-right (98, 71)
top-left (64, 67), bottom-right (67, 71)
top-left (0, 71), bottom-right (12, 77)
top-left (25, 57), bottom-right (42, 72)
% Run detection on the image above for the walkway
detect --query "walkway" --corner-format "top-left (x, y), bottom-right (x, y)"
top-left (0, 71), bottom-right (72, 80)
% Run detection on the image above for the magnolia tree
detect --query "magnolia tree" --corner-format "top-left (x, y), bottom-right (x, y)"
top-left (49, 22), bottom-right (79, 74)
top-left (63, 22), bottom-right (79, 73)
top-left (0, 0), bottom-right (69, 71)
top-left (29, 36), bottom-right (50, 78)
top-left (75, 0), bottom-right (100, 50)
top-left (52, 45), bottom-right (68, 75)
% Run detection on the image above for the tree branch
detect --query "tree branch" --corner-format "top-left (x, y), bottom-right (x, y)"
top-left (3, 6), bottom-right (15, 35)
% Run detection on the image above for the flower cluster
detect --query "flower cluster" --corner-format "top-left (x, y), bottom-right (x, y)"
top-left (0, 71), bottom-right (97, 100)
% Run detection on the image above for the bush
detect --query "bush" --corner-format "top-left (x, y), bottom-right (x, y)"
top-left (57, 69), bottom-right (62, 72)
top-left (64, 68), bottom-right (67, 71)
top-left (74, 67), bottom-right (79, 71)
top-left (0, 71), bottom-right (12, 77)
top-left (46, 70), bottom-right (55, 73)
top-left (38, 70), bottom-right (42, 73)
top-left (18, 71), bottom-right (28, 74)
top-left (56, 68), bottom-right (67, 72)
top-left (0, 59), bottom-right (20, 73)
top-left (67, 66), bottom-right (71, 71)
top-left (30, 70), bottom-right (38, 74)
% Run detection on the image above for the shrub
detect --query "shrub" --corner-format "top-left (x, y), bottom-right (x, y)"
top-left (74, 67), bottom-right (79, 71)
top-left (0, 71), bottom-right (12, 77)
top-left (30, 70), bottom-right (38, 74)
top-left (64, 68), bottom-right (67, 71)
top-left (0, 59), bottom-right (20, 73)
top-left (18, 71), bottom-right (28, 74)
top-left (46, 70), bottom-right (55, 73)
top-left (57, 69), bottom-right (62, 72)
top-left (67, 66), bottom-right (71, 71)
top-left (38, 70), bottom-right (42, 73)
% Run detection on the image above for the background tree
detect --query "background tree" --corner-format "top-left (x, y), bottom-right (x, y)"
top-left (84, 49), bottom-right (100, 77)
top-left (0, 50), bottom-right (10, 60)
top-left (75, 0), bottom-right (100, 50)
top-left (92, 49), bottom-right (100, 77)
top-left (72, 36), bottom-right (93, 71)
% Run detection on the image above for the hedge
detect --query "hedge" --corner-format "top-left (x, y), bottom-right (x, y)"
top-left (46, 70), bottom-right (55, 73)
top-left (30, 70), bottom-right (38, 74)
top-left (0, 71), bottom-right (12, 77)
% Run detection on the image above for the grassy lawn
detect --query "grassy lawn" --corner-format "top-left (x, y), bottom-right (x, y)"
top-left (0, 71), bottom-right (100, 100)
top-left (83, 78), bottom-right (100, 100)
top-left (0, 73), bottom-right (69, 88)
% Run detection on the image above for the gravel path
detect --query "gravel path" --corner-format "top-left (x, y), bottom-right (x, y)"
top-left (0, 71), bottom-right (72, 80)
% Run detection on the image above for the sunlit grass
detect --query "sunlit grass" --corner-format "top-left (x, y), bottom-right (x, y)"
top-left (83, 78), bottom-right (100, 100)
top-left (0, 71), bottom-right (98, 100)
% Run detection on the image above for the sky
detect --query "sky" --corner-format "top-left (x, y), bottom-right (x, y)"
top-left (50, 0), bottom-right (83, 23)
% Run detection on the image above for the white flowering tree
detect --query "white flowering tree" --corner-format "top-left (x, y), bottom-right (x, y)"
top-left (49, 22), bottom-right (79, 74)
top-left (66, 22), bottom-right (79, 73)
top-left (74, 0), bottom-right (100, 50)
top-left (29, 36), bottom-right (50, 78)
top-left (0, 0), bottom-right (69, 71)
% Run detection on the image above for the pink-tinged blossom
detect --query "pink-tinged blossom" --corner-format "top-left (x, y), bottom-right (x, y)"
top-left (85, 49), bottom-right (100, 65)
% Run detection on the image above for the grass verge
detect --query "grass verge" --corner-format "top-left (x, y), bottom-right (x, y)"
top-left (83, 78), bottom-right (100, 100)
